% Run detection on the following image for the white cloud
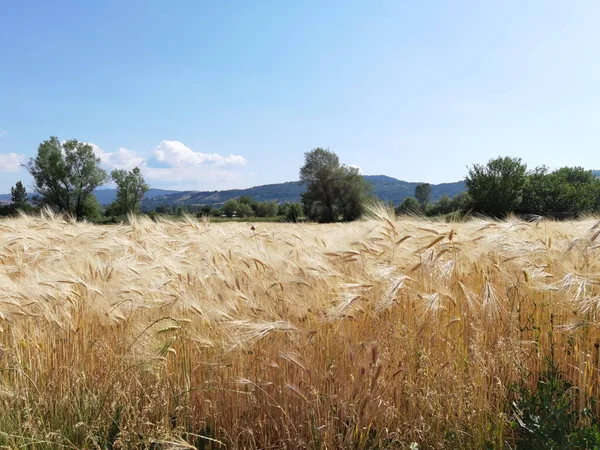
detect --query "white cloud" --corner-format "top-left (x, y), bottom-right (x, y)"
top-left (84, 140), bottom-right (248, 190)
top-left (0, 153), bottom-right (25, 172)
top-left (144, 166), bottom-right (246, 190)
top-left (91, 144), bottom-right (145, 171)
top-left (151, 140), bottom-right (247, 167)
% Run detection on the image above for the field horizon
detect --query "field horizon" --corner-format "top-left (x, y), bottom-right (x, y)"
top-left (1, 209), bottom-right (600, 448)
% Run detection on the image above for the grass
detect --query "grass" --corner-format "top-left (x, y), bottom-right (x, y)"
top-left (1, 207), bottom-right (600, 448)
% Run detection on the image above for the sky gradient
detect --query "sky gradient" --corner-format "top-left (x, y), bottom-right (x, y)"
top-left (1, 1), bottom-right (600, 193)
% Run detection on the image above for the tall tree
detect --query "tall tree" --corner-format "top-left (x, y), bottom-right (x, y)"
top-left (110, 167), bottom-right (149, 215)
top-left (10, 181), bottom-right (29, 210)
top-left (24, 137), bottom-right (108, 220)
top-left (300, 148), bottom-right (371, 223)
top-left (336, 165), bottom-right (372, 221)
top-left (414, 183), bottom-right (431, 211)
top-left (300, 148), bottom-right (340, 223)
top-left (465, 156), bottom-right (527, 218)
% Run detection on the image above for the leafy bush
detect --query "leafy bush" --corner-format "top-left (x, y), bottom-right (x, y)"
top-left (511, 353), bottom-right (600, 449)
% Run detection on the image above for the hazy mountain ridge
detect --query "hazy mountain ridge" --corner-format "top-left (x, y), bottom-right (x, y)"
top-left (0, 176), bottom-right (465, 207)
top-left (93, 188), bottom-right (179, 205)
top-left (0, 188), bottom-right (178, 205)
top-left (4, 171), bottom-right (599, 207)
top-left (139, 176), bottom-right (466, 209)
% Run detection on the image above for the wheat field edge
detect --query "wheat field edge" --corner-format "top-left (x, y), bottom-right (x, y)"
top-left (1, 208), bottom-right (600, 449)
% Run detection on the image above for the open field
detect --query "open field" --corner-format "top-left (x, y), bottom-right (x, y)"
top-left (1, 209), bottom-right (600, 448)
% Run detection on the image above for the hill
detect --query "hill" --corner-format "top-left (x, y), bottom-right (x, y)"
top-left (140, 176), bottom-right (466, 209)
top-left (364, 175), bottom-right (465, 205)
top-left (92, 188), bottom-right (179, 205)
top-left (0, 188), bottom-right (178, 205)
top-left (1, 177), bottom-right (466, 208)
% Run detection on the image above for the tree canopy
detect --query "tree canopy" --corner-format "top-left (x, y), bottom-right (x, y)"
top-left (396, 197), bottom-right (420, 215)
top-left (465, 156), bottom-right (527, 218)
top-left (110, 167), bottom-right (149, 216)
top-left (221, 200), bottom-right (253, 218)
top-left (24, 137), bottom-right (108, 220)
top-left (300, 148), bottom-right (371, 223)
top-left (415, 183), bottom-right (431, 211)
top-left (10, 181), bottom-right (29, 211)
top-left (519, 166), bottom-right (600, 217)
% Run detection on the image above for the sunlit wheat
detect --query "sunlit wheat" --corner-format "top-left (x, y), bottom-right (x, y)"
top-left (0, 207), bottom-right (599, 448)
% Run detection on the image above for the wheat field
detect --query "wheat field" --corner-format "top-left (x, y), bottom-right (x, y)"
top-left (1, 208), bottom-right (600, 449)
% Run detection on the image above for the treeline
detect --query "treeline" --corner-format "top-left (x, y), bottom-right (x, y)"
top-left (2, 139), bottom-right (599, 223)
top-left (396, 157), bottom-right (600, 220)
top-left (151, 198), bottom-right (303, 222)
top-left (147, 199), bottom-right (304, 223)
top-left (202, 197), bottom-right (303, 222)
top-left (396, 189), bottom-right (470, 218)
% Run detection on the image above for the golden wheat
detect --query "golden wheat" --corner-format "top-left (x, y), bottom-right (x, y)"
top-left (0, 208), bottom-right (599, 448)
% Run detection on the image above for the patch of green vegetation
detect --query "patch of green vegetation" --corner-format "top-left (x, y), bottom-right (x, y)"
top-left (511, 348), bottom-right (600, 449)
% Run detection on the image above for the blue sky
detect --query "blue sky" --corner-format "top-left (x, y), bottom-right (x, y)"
top-left (1, 1), bottom-right (600, 193)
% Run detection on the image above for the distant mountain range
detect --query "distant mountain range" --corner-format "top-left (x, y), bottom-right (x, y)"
top-left (3, 170), bottom-right (598, 208)
top-left (0, 176), bottom-right (465, 208)
top-left (93, 188), bottom-right (179, 205)
top-left (139, 175), bottom-right (466, 209)
top-left (139, 176), bottom-right (466, 209)
top-left (0, 188), bottom-right (178, 206)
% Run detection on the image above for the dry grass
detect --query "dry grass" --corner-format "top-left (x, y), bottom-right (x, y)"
top-left (1, 207), bottom-right (600, 448)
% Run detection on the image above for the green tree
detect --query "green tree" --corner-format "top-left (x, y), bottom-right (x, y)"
top-left (300, 148), bottom-right (371, 223)
top-left (196, 205), bottom-right (213, 219)
top-left (0, 204), bottom-right (15, 217)
top-left (414, 183), bottom-right (431, 211)
top-left (110, 167), bottom-right (149, 215)
top-left (465, 156), bottom-right (527, 218)
top-left (254, 201), bottom-right (278, 217)
top-left (237, 203), bottom-right (254, 217)
top-left (428, 194), bottom-right (453, 216)
top-left (222, 200), bottom-right (240, 218)
top-left (449, 192), bottom-right (471, 213)
top-left (519, 166), bottom-right (600, 217)
top-left (519, 166), bottom-right (550, 216)
top-left (154, 205), bottom-right (172, 215)
top-left (82, 195), bottom-right (102, 222)
top-left (10, 181), bottom-right (29, 211)
top-left (24, 137), bottom-right (108, 220)
top-left (396, 197), bottom-right (420, 215)
top-left (284, 203), bottom-right (303, 222)
top-left (238, 195), bottom-right (253, 206)
top-left (337, 166), bottom-right (372, 221)
top-left (547, 167), bottom-right (598, 214)
top-left (267, 201), bottom-right (279, 217)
